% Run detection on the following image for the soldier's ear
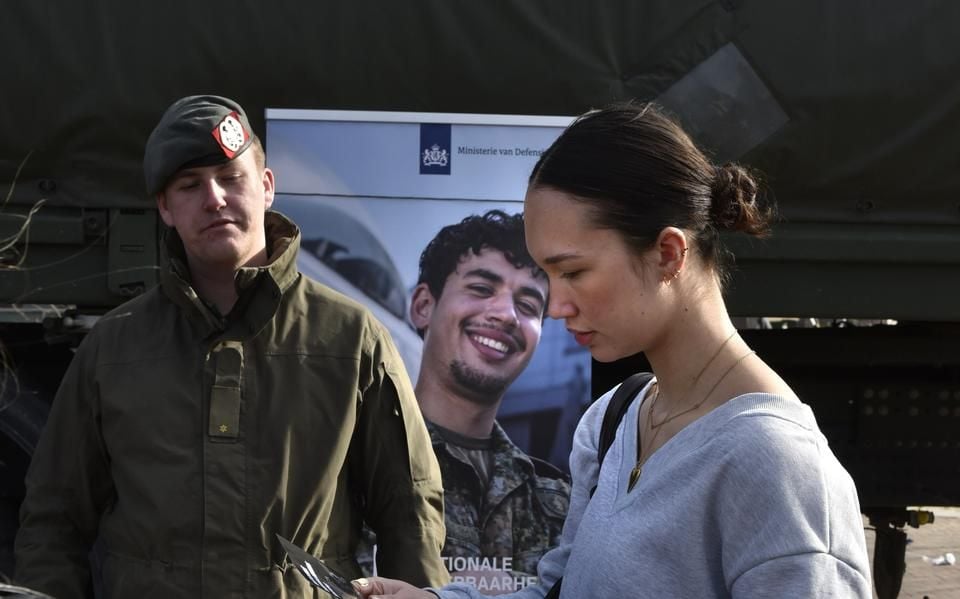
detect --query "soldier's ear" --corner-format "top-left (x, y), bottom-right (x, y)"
top-left (157, 192), bottom-right (175, 227)
top-left (410, 283), bottom-right (436, 331)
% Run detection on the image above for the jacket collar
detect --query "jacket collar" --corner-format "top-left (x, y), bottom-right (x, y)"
top-left (160, 210), bottom-right (302, 339)
top-left (426, 418), bottom-right (537, 476)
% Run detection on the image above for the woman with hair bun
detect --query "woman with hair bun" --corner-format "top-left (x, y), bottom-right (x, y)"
top-left (353, 103), bottom-right (872, 598)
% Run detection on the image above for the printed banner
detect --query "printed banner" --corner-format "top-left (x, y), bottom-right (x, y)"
top-left (267, 109), bottom-right (588, 592)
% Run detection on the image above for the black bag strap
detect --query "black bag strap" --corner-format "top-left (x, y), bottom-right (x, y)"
top-left (544, 372), bottom-right (654, 599)
top-left (597, 372), bottom-right (655, 466)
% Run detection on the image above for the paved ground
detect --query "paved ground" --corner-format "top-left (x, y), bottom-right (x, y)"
top-left (865, 507), bottom-right (960, 599)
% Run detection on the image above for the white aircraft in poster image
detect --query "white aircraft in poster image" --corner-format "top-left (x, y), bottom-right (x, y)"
top-left (277, 197), bottom-right (424, 382)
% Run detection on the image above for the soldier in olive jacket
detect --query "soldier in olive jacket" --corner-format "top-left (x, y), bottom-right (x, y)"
top-left (14, 95), bottom-right (447, 598)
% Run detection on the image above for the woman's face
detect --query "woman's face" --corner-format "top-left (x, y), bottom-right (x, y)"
top-left (524, 186), bottom-right (666, 362)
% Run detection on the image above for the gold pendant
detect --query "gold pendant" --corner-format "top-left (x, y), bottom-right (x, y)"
top-left (627, 463), bottom-right (642, 492)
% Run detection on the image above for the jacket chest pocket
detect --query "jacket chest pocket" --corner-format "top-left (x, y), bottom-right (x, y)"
top-left (98, 356), bottom-right (203, 458)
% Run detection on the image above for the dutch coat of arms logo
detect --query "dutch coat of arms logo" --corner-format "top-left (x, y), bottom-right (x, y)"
top-left (422, 144), bottom-right (449, 168)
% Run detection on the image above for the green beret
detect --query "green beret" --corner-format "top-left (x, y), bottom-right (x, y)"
top-left (144, 95), bottom-right (254, 196)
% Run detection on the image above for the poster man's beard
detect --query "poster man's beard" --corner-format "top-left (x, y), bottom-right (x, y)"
top-left (450, 360), bottom-right (509, 404)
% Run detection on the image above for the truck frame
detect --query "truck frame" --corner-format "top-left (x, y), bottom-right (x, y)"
top-left (2, 3), bottom-right (958, 597)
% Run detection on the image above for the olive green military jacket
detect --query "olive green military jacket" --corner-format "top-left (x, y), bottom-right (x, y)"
top-left (15, 212), bottom-right (447, 598)
top-left (428, 420), bottom-right (570, 583)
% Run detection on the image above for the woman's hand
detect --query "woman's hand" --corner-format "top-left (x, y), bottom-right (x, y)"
top-left (351, 577), bottom-right (437, 599)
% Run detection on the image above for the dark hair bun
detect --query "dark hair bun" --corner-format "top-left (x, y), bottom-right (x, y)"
top-left (710, 163), bottom-right (772, 235)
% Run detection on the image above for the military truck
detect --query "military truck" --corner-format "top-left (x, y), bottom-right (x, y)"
top-left (1, 2), bottom-right (958, 596)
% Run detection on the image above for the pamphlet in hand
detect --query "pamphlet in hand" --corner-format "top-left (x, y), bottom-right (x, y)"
top-left (276, 534), bottom-right (359, 598)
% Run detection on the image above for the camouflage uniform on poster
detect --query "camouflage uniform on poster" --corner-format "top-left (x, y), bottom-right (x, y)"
top-left (428, 420), bottom-right (569, 581)
top-left (356, 419), bottom-right (569, 586)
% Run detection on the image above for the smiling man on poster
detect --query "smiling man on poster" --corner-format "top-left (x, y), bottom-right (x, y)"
top-left (408, 210), bottom-right (570, 591)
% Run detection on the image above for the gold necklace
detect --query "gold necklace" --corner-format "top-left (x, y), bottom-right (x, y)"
top-left (627, 348), bottom-right (756, 492)
top-left (651, 330), bottom-right (737, 429)
top-left (627, 384), bottom-right (664, 492)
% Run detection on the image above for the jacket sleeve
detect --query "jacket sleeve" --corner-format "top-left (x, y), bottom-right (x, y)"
top-left (353, 321), bottom-right (448, 587)
top-left (15, 333), bottom-right (112, 598)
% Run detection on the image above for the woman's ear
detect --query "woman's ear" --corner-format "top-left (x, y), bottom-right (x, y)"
top-left (656, 227), bottom-right (689, 284)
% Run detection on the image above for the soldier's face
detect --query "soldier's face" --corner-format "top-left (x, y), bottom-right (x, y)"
top-left (413, 249), bottom-right (546, 402)
top-left (157, 148), bottom-right (274, 274)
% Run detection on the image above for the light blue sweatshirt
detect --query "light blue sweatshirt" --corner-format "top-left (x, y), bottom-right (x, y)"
top-left (435, 380), bottom-right (871, 598)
